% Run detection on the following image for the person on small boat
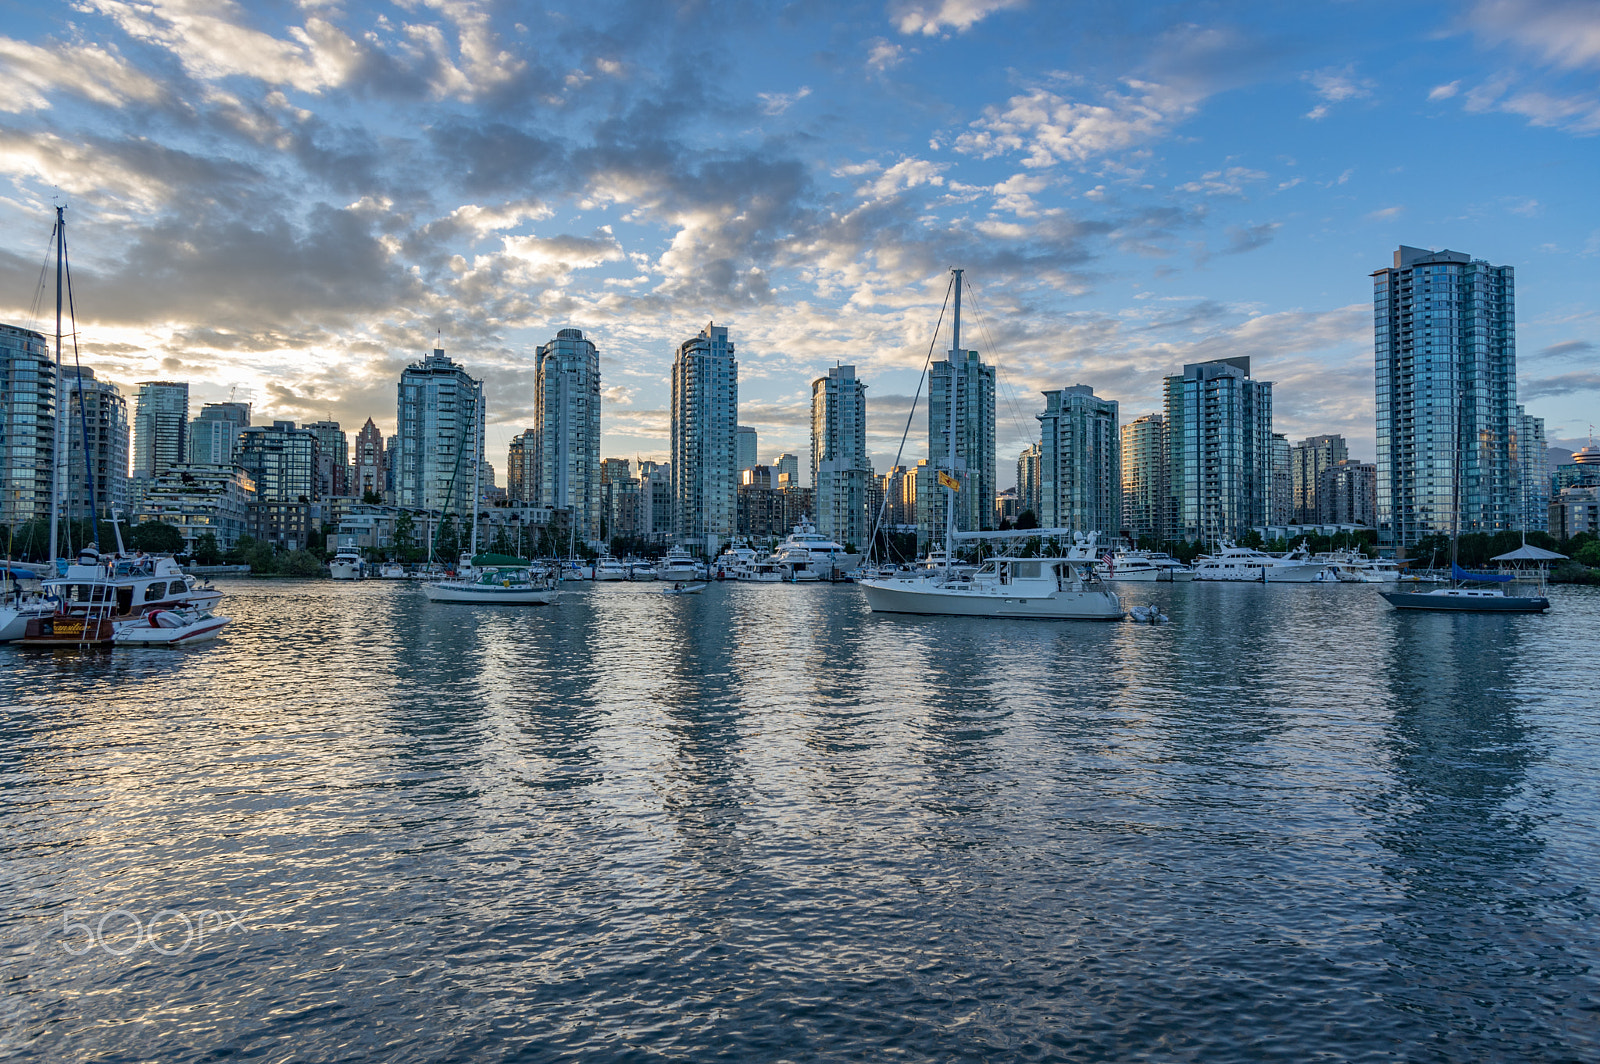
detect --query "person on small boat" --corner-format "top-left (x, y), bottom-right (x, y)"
top-left (673, 582), bottom-right (683, 591)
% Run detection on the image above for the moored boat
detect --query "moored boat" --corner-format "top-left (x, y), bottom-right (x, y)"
top-left (422, 557), bottom-right (558, 605)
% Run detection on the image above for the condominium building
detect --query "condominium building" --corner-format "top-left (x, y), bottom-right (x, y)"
top-left (772, 452), bottom-right (800, 487)
top-left (1016, 441), bottom-right (1042, 520)
top-left (637, 460), bottom-right (673, 543)
top-left (533, 328), bottom-right (602, 544)
top-left (1270, 432), bottom-right (1293, 526)
top-left (133, 381), bottom-right (189, 478)
top-left (305, 420), bottom-right (350, 498)
top-left (669, 322), bottom-right (738, 553)
top-left (1120, 413), bottom-right (1167, 542)
top-left (394, 348), bottom-right (484, 515)
top-left (929, 342), bottom-right (996, 534)
top-left (64, 368), bottom-right (129, 521)
top-left (0, 324), bottom-right (56, 530)
top-left (1514, 405), bottom-right (1548, 533)
top-left (1036, 385), bottom-right (1119, 533)
top-left (352, 418), bottom-right (385, 500)
top-left (880, 464), bottom-right (917, 530)
top-left (737, 425), bottom-right (758, 474)
top-left (1164, 356), bottom-right (1274, 540)
top-left (236, 421), bottom-right (317, 503)
top-left (1290, 434), bottom-right (1348, 524)
top-left (1320, 460), bottom-right (1377, 527)
top-left (811, 365), bottom-right (870, 547)
top-left (506, 429), bottom-right (536, 503)
top-left (188, 402), bottom-right (252, 466)
top-left (135, 464), bottom-right (256, 550)
top-left (1374, 245), bottom-right (1518, 547)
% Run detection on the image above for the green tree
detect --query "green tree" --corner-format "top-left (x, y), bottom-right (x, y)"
top-left (1015, 509), bottom-right (1039, 531)
top-left (129, 520), bottom-right (185, 554)
top-left (393, 511), bottom-right (416, 559)
top-left (362, 490), bottom-right (383, 505)
top-left (490, 525), bottom-right (515, 556)
top-left (1574, 540), bottom-right (1600, 568)
top-left (435, 514), bottom-right (461, 560)
top-left (278, 549), bottom-right (324, 576)
top-left (192, 532), bottom-right (222, 566)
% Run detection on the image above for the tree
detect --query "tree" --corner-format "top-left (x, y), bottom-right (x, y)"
top-left (129, 520), bottom-right (185, 554)
top-left (1015, 509), bottom-right (1039, 531)
top-left (278, 549), bottom-right (324, 577)
top-left (435, 514), bottom-right (461, 560)
top-left (1575, 541), bottom-right (1600, 569)
top-left (362, 490), bottom-right (383, 505)
top-left (192, 532), bottom-right (222, 566)
top-left (393, 511), bottom-right (415, 559)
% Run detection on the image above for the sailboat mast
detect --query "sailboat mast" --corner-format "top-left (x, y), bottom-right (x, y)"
top-left (944, 268), bottom-right (962, 569)
top-left (47, 206), bottom-right (65, 570)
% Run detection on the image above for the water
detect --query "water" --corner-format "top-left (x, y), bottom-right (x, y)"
top-left (3, 578), bottom-right (1598, 1062)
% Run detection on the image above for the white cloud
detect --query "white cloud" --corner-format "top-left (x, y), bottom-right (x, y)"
top-left (865, 37), bottom-right (905, 71)
top-left (1365, 206), bottom-right (1405, 222)
top-left (758, 86), bottom-right (812, 116)
top-left (1175, 167), bottom-right (1268, 196)
top-left (890, 0), bottom-right (1026, 37)
top-left (1429, 80), bottom-right (1462, 101)
top-left (1302, 65), bottom-right (1373, 120)
top-left (0, 37), bottom-right (167, 112)
top-left (1467, 0), bottom-right (1600, 70)
top-left (955, 80), bottom-right (1203, 168)
top-left (857, 156), bottom-right (949, 200)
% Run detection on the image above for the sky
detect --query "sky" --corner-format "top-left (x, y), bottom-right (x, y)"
top-left (1, 0), bottom-right (1596, 483)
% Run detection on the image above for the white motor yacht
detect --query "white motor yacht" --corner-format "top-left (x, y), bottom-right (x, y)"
top-left (626, 561), bottom-right (657, 581)
top-left (861, 554), bottom-right (1123, 619)
top-left (1096, 549), bottom-right (1194, 582)
top-left (654, 547), bottom-right (700, 580)
top-left (774, 547), bottom-right (822, 582)
top-left (592, 554), bottom-right (630, 581)
top-left (20, 548), bottom-right (230, 647)
top-left (1190, 540), bottom-right (1329, 582)
top-left (0, 566), bottom-right (56, 642)
top-left (775, 517), bottom-right (859, 577)
top-left (328, 544), bottom-right (364, 580)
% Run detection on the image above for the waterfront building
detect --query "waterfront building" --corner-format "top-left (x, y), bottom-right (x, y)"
top-left (1549, 485), bottom-right (1599, 539)
top-left (133, 381), bottom-right (189, 478)
top-left (64, 368), bottom-right (129, 521)
top-left (1290, 434), bottom-right (1349, 524)
top-left (506, 430), bottom-right (536, 503)
top-left (670, 322), bottom-right (738, 553)
top-left (247, 500), bottom-right (312, 551)
top-left (352, 419), bottom-right (385, 500)
top-left (237, 420), bottom-right (317, 503)
top-left (135, 464), bottom-right (256, 550)
top-left (811, 365), bottom-right (870, 548)
top-left (1164, 356), bottom-right (1274, 541)
top-left (737, 466), bottom-right (785, 538)
top-left (394, 347), bottom-right (484, 516)
top-left (601, 459), bottom-right (640, 541)
top-left (1036, 385), bottom-right (1119, 533)
top-left (1270, 433), bottom-right (1293, 525)
top-left (995, 488), bottom-right (1019, 525)
top-left (1551, 463), bottom-right (1600, 494)
top-left (1374, 245), bottom-right (1518, 547)
top-left (778, 484), bottom-right (815, 533)
top-left (0, 324), bottom-right (54, 529)
top-left (1120, 413), bottom-right (1166, 542)
top-left (1320, 460), bottom-right (1377, 527)
top-left (1016, 442), bottom-right (1042, 520)
top-left (188, 402), bottom-right (251, 466)
top-left (880, 464), bottom-right (917, 530)
top-left (637, 460), bottom-right (673, 544)
top-left (384, 435), bottom-right (399, 499)
top-left (772, 452), bottom-right (800, 487)
top-left (737, 426), bottom-right (758, 475)
top-left (929, 339), bottom-right (997, 534)
top-left (1514, 406), bottom-right (1548, 533)
top-left (305, 420), bottom-right (350, 498)
top-left (533, 328), bottom-right (602, 545)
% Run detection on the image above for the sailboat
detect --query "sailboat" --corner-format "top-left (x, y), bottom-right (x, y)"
top-left (857, 269), bottom-right (1124, 621)
top-left (1379, 378), bottom-right (1550, 613)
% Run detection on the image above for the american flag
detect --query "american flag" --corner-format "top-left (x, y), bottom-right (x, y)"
top-left (1101, 552), bottom-right (1114, 575)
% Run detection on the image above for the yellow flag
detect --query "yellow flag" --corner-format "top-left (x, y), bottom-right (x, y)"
top-left (937, 470), bottom-right (960, 491)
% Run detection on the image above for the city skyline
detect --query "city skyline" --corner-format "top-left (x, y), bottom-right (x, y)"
top-left (0, 1), bottom-right (1593, 473)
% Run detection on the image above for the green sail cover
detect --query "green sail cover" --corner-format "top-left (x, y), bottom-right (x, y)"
top-left (471, 553), bottom-right (529, 567)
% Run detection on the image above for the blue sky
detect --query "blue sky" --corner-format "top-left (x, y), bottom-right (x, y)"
top-left (1, 0), bottom-right (1596, 481)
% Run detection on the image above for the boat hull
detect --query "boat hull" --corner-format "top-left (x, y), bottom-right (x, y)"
top-left (329, 562), bottom-right (362, 580)
top-left (1380, 590), bottom-right (1549, 613)
top-left (114, 614), bottom-right (230, 644)
top-left (422, 583), bottom-right (558, 605)
top-left (18, 615), bottom-right (116, 647)
top-left (860, 580), bottom-right (1123, 620)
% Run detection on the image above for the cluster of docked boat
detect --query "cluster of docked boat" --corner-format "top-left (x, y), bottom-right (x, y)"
top-left (0, 547), bottom-right (229, 647)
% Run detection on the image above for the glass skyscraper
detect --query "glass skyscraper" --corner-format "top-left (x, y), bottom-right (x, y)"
top-left (811, 365), bottom-right (869, 547)
top-left (533, 328), bottom-right (602, 545)
top-left (1374, 246), bottom-right (1518, 547)
top-left (1035, 384), bottom-right (1119, 534)
top-left (670, 323), bottom-right (738, 552)
top-left (0, 323), bottom-right (56, 530)
top-left (394, 348), bottom-right (484, 516)
top-left (1164, 357), bottom-right (1273, 541)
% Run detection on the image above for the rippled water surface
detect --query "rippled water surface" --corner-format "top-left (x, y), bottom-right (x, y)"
top-left (3, 578), bottom-right (1598, 1062)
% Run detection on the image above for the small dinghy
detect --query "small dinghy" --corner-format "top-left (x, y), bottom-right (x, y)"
top-left (662, 583), bottom-right (707, 595)
top-left (1127, 604), bottom-right (1168, 625)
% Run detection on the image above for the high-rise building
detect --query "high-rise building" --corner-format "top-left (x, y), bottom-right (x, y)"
top-left (1120, 413), bottom-right (1166, 542)
top-left (236, 421), bottom-right (317, 502)
top-left (737, 425), bottom-right (758, 474)
top-left (352, 419), bottom-right (385, 500)
top-left (637, 459), bottom-right (673, 543)
top-left (1269, 432), bottom-right (1293, 525)
top-left (394, 347), bottom-right (484, 515)
top-left (1374, 245), bottom-right (1518, 547)
top-left (533, 328), bottom-right (602, 544)
top-left (670, 322), bottom-right (738, 552)
top-left (188, 402), bottom-right (252, 466)
top-left (811, 365), bottom-right (869, 548)
top-left (1321, 460), bottom-right (1377, 526)
top-left (1016, 442), bottom-right (1042, 520)
top-left (1289, 434), bottom-right (1348, 524)
top-left (133, 381), bottom-right (189, 478)
top-left (506, 429), bottom-right (536, 503)
top-left (1514, 405), bottom-right (1548, 533)
top-left (64, 368), bottom-right (129, 521)
top-left (928, 277), bottom-right (996, 534)
top-left (880, 464), bottom-right (917, 529)
top-left (772, 452), bottom-right (800, 487)
top-left (305, 420), bottom-right (350, 498)
top-left (1164, 356), bottom-right (1274, 541)
top-left (1035, 384), bottom-right (1119, 533)
top-left (0, 324), bottom-right (56, 529)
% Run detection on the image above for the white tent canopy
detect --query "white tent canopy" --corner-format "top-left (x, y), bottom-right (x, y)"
top-left (1491, 544), bottom-right (1568, 562)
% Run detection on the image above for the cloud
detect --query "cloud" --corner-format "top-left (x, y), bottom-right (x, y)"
top-left (865, 38), bottom-right (905, 72)
top-left (0, 36), bottom-right (167, 113)
top-left (1429, 80), bottom-right (1462, 101)
top-left (1466, 0), bottom-right (1600, 70)
top-left (1537, 339), bottom-right (1595, 359)
top-left (955, 80), bottom-right (1204, 168)
top-left (757, 86), bottom-right (812, 116)
top-left (891, 0), bottom-right (1026, 37)
top-left (1302, 65), bottom-right (1373, 120)
top-left (1221, 222), bottom-right (1280, 255)
top-left (1365, 206), bottom-right (1404, 222)
top-left (1175, 167), bottom-right (1268, 196)
top-left (1520, 371), bottom-right (1600, 400)
top-left (857, 156), bottom-right (949, 200)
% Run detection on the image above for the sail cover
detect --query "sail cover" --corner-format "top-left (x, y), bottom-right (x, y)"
top-left (1453, 562), bottom-right (1513, 582)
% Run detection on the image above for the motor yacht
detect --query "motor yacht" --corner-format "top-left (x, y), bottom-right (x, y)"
top-left (1190, 540), bottom-right (1328, 582)
top-left (592, 554), bottom-right (630, 581)
top-left (329, 544), bottom-right (364, 580)
top-left (775, 517), bottom-right (860, 577)
top-left (654, 547), bottom-right (700, 580)
top-left (19, 548), bottom-right (230, 647)
top-left (1096, 549), bottom-right (1194, 582)
top-left (860, 553), bottom-right (1124, 619)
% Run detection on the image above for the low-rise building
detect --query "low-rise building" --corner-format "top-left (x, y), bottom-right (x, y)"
top-left (135, 464), bottom-right (256, 550)
top-left (1549, 486), bottom-right (1599, 539)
